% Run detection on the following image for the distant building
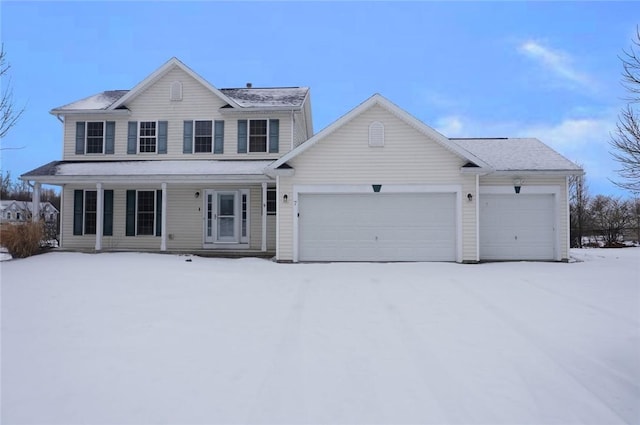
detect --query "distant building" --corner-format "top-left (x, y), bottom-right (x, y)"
top-left (0, 200), bottom-right (59, 224)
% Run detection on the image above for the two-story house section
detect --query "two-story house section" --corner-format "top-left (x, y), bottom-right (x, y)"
top-left (22, 57), bottom-right (312, 254)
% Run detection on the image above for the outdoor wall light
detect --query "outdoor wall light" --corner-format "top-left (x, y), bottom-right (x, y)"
top-left (195, 191), bottom-right (200, 199)
top-left (467, 193), bottom-right (473, 202)
top-left (514, 178), bottom-right (523, 194)
top-left (283, 194), bottom-right (288, 203)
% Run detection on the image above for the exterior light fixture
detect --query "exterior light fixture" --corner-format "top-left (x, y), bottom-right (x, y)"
top-left (283, 194), bottom-right (288, 203)
top-left (514, 178), bottom-right (523, 194)
top-left (467, 193), bottom-right (473, 202)
top-left (195, 191), bottom-right (200, 199)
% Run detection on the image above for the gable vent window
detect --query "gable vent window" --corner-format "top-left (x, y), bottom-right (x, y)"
top-left (170, 81), bottom-right (183, 101)
top-left (369, 121), bottom-right (384, 147)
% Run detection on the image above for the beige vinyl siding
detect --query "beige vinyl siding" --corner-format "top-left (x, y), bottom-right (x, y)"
top-left (479, 175), bottom-right (570, 260)
top-left (61, 184), bottom-right (273, 252)
top-left (62, 66), bottom-right (295, 161)
top-left (277, 104), bottom-right (477, 262)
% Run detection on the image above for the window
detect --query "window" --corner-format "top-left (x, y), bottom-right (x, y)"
top-left (84, 190), bottom-right (97, 234)
top-left (139, 121), bottom-right (157, 153)
top-left (6, 212), bottom-right (11, 219)
top-left (137, 191), bottom-right (156, 235)
top-left (249, 120), bottom-right (268, 152)
top-left (86, 122), bottom-right (105, 154)
top-left (16, 212), bottom-right (21, 220)
top-left (194, 120), bottom-right (213, 153)
top-left (267, 188), bottom-right (276, 215)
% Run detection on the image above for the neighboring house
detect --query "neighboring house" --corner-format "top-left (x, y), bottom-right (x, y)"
top-left (21, 57), bottom-right (582, 262)
top-left (0, 200), bottom-right (59, 224)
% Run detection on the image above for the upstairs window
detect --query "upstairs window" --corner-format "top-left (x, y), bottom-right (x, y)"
top-left (194, 120), bottom-right (213, 153)
top-left (249, 120), bottom-right (268, 152)
top-left (139, 121), bottom-right (157, 153)
top-left (86, 122), bottom-right (105, 154)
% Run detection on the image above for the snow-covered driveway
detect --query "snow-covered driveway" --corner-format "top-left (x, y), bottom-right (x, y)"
top-left (2, 249), bottom-right (639, 424)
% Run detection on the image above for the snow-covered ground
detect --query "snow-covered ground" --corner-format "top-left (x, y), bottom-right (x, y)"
top-left (1, 249), bottom-right (639, 425)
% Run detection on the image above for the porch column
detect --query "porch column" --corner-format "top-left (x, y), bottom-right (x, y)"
top-left (261, 182), bottom-right (267, 252)
top-left (95, 182), bottom-right (103, 251)
top-left (161, 182), bottom-right (167, 251)
top-left (32, 182), bottom-right (41, 222)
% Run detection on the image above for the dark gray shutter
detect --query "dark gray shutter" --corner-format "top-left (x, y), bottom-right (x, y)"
top-left (269, 119), bottom-right (279, 153)
top-left (75, 122), bottom-right (85, 155)
top-left (155, 190), bottom-right (162, 237)
top-left (158, 121), bottom-right (168, 154)
top-left (126, 190), bottom-right (136, 236)
top-left (214, 120), bottom-right (224, 154)
top-left (105, 121), bottom-right (115, 154)
top-left (73, 190), bottom-right (83, 235)
top-left (103, 190), bottom-right (113, 236)
top-left (183, 121), bottom-right (193, 154)
top-left (127, 121), bottom-right (137, 154)
top-left (237, 120), bottom-right (247, 153)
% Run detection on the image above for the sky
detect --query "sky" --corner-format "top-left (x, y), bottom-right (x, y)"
top-left (0, 1), bottom-right (638, 197)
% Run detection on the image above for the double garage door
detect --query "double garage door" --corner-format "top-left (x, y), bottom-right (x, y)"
top-left (298, 193), bottom-right (457, 262)
top-left (479, 194), bottom-right (556, 261)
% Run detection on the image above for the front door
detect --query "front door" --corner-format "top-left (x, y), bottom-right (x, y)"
top-left (205, 190), bottom-right (239, 243)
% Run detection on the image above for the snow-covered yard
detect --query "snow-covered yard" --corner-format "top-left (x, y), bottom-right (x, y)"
top-left (1, 249), bottom-right (639, 425)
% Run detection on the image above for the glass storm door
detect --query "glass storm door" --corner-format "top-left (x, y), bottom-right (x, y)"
top-left (205, 190), bottom-right (239, 243)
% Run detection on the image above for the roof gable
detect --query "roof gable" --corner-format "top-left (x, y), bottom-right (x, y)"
top-left (268, 94), bottom-right (490, 170)
top-left (108, 57), bottom-right (239, 110)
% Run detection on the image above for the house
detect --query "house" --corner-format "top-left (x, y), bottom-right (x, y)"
top-left (21, 57), bottom-right (583, 262)
top-left (0, 200), bottom-right (59, 224)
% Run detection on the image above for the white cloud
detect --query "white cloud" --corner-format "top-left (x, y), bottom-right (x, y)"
top-left (518, 40), bottom-right (594, 89)
top-left (434, 115), bottom-right (465, 137)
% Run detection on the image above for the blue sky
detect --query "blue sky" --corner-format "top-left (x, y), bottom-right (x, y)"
top-left (1, 1), bottom-right (638, 197)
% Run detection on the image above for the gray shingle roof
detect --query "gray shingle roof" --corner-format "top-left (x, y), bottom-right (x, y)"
top-left (220, 87), bottom-right (309, 108)
top-left (52, 87), bottom-right (308, 112)
top-left (450, 138), bottom-right (582, 172)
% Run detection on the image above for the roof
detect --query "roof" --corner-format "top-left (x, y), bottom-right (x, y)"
top-left (450, 138), bottom-right (582, 172)
top-left (50, 58), bottom-right (308, 113)
top-left (0, 200), bottom-right (58, 212)
top-left (21, 160), bottom-right (274, 183)
top-left (220, 87), bottom-right (309, 108)
top-left (52, 90), bottom-right (129, 112)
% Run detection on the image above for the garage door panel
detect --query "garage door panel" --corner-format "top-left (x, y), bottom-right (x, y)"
top-left (480, 194), bottom-right (555, 261)
top-left (298, 193), bottom-right (456, 262)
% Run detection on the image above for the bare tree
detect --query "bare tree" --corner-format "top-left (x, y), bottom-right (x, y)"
top-left (590, 195), bottom-right (631, 246)
top-left (611, 28), bottom-right (640, 192)
top-left (0, 44), bottom-right (24, 140)
top-left (628, 196), bottom-right (640, 244)
top-left (569, 172), bottom-right (590, 247)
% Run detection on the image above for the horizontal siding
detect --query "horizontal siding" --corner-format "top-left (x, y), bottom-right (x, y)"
top-left (479, 175), bottom-right (569, 260)
top-left (61, 184), bottom-right (271, 252)
top-left (62, 67), bottom-right (294, 161)
top-left (278, 104), bottom-right (476, 262)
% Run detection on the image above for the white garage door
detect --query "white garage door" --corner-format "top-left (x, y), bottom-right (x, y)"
top-left (479, 194), bottom-right (556, 261)
top-left (298, 193), bottom-right (456, 262)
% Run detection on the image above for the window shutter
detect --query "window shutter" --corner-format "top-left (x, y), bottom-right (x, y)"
top-left (155, 190), bottom-right (162, 237)
top-left (237, 120), bottom-right (247, 153)
top-left (127, 121), bottom-right (137, 154)
top-left (105, 121), bottom-right (116, 154)
top-left (75, 122), bottom-right (85, 155)
top-left (158, 121), bottom-right (168, 154)
top-left (183, 121), bottom-right (193, 154)
top-left (214, 120), bottom-right (224, 154)
top-left (103, 190), bottom-right (113, 236)
top-left (269, 119), bottom-right (279, 153)
top-left (73, 190), bottom-right (83, 235)
top-left (126, 190), bottom-right (136, 236)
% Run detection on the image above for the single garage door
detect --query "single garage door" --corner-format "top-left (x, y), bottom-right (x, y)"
top-left (479, 194), bottom-right (556, 261)
top-left (298, 193), bottom-right (456, 262)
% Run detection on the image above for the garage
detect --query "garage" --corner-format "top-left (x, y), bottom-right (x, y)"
top-left (297, 192), bottom-right (457, 262)
top-left (479, 194), bottom-right (556, 261)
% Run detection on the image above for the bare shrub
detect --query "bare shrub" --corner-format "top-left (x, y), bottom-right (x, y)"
top-left (0, 222), bottom-right (44, 258)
